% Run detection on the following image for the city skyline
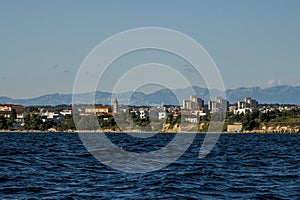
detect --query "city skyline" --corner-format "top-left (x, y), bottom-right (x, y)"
top-left (1, 1), bottom-right (300, 98)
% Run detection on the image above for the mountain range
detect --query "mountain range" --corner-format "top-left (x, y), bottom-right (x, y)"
top-left (1, 85), bottom-right (300, 106)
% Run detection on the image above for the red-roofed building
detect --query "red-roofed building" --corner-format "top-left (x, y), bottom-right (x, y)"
top-left (85, 106), bottom-right (111, 116)
top-left (0, 104), bottom-right (30, 124)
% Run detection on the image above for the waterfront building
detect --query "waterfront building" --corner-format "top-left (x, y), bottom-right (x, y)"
top-left (0, 104), bottom-right (29, 123)
top-left (227, 123), bottom-right (243, 132)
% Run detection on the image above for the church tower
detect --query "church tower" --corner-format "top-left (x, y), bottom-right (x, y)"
top-left (113, 99), bottom-right (118, 114)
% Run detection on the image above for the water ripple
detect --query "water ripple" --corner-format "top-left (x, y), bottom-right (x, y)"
top-left (0, 133), bottom-right (299, 199)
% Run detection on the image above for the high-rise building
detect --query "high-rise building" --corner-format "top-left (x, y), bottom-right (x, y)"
top-left (183, 99), bottom-right (191, 110)
top-left (182, 96), bottom-right (204, 110)
top-left (244, 97), bottom-right (258, 110)
top-left (240, 97), bottom-right (258, 110)
top-left (237, 101), bottom-right (247, 109)
top-left (216, 97), bottom-right (228, 111)
top-left (208, 101), bottom-right (218, 113)
top-left (235, 97), bottom-right (258, 114)
top-left (208, 97), bottom-right (228, 113)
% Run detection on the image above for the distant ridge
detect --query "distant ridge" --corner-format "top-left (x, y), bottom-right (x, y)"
top-left (226, 85), bottom-right (300, 104)
top-left (1, 85), bottom-right (300, 106)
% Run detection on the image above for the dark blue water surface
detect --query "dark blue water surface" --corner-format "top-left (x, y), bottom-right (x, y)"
top-left (0, 132), bottom-right (299, 199)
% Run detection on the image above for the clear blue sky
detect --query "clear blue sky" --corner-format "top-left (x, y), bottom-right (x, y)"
top-left (1, 0), bottom-right (300, 98)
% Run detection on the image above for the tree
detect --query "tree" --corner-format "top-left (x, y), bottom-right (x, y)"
top-left (241, 113), bottom-right (259, 131)
top-left (259, 112), bottom-right (270, 122)
top-left (56, 116), bottom-right (75, 131)
top-left (77, 115), bottom-right (99, 130)
top-left (0, 115), bottom-right (7, 129)
top-left (6, 118), bottom-right (14, 130)
top-left (24, 114), bottom-right (43, 130)
top-left (24, 114), bottom-right (31, 130)
top-left (128, 112), bottom-right (150, 127)
top-left (11, 109), bottom-right (17, 121)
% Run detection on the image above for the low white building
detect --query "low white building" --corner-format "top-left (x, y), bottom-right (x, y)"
top-left (234, 108), bottom-right (251, 114)
top-left (40, 110), bottom-right (64, 123)
top-left (184, 117), bottom-right (198, 124)
top-left (158, 111), bottom-right (168, 120)
top-left (139, 110), bottom-right (148, 119)
top-left (60, 109), bottom-right (72, 116)
top-left (191, 110), bottom-right (207, 117)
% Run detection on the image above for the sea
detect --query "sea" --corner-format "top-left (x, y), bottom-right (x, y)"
top-left (0, 132), bottom-right (299, 199)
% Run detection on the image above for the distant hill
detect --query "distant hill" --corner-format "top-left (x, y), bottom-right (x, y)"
top-left (226, 85), bottom-right (300, 104)
top-left (0, 85), bottom-right (300, 106)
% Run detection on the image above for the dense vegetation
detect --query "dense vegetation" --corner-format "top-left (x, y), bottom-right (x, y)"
top-left (0, 114), bottom-right (75, 131)
top-left (222, 109), bottom-right (300, 132)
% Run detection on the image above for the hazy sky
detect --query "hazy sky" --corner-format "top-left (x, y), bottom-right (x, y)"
top-left (1, 0), bottom-right (300, 98)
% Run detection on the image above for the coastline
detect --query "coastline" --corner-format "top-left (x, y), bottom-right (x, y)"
top-left (0, 129), bottom-right (299, 134)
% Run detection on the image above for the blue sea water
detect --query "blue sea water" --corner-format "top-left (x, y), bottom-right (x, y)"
top-left (0, 132), bottom-right (299, 199)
